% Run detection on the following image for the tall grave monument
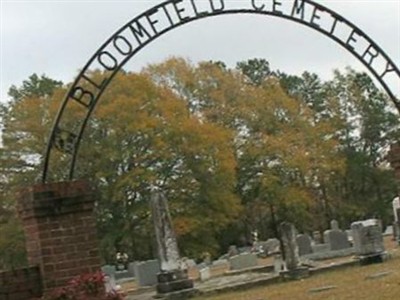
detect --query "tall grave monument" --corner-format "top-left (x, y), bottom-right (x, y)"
top-left (150, 189), bottom-right (194, 295)
top-left (279, 222), bottom-right (309, 279)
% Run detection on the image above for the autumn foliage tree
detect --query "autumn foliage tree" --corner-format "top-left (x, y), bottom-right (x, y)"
top-left (0, 58), bottom-right (398, 268)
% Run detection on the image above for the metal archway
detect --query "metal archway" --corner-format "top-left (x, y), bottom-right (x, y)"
top-left (42, 0), bottom-right (400, 182)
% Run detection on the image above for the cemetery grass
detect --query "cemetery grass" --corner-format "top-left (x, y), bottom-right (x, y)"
top-left (196, 247), bottom-right (400, 300)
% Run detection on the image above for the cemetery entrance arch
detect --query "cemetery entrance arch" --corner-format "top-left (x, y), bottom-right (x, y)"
top-left (42, 0), bottom-right (400, 182)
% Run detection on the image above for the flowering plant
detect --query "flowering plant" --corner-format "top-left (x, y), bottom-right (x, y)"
top-left (41, 271), bottom-right (124, 300)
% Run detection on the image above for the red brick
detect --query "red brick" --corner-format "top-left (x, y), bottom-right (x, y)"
top-left (17, 181), bottom-right (101, 295)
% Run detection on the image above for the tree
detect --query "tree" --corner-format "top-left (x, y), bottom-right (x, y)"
top-left (145, 58), bottom-right (344, 242)
top-left (84, 71), bottom-right (241, 260)
top-left (0, 74), bottom-right (63, 269)
top-left (2, 59), bottom-right (398, 267)
top-left (236, 58), bottom-right (271, 86)
top-left (323, 69), bottom-right (400, 226)
top-left (8, 73), bottom-right (62, 102)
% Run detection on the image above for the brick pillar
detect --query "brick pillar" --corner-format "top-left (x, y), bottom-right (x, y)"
top-left (17, 180), bottom-right (101, 294)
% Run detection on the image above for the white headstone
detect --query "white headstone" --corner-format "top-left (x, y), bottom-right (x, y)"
top-left (199, 267), bottom-right (210, 281)
top-left (393, 197), bottom-right (400, 222)
top-left (351, 219), bottom-right (385, 256)
top-left (273, 254), bottom-right (286, 274)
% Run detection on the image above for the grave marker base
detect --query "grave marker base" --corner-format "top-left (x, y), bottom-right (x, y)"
top-left (156, 270), bottom-right (194, 295)
top-left (358, 252), bottom-right (385, 266)
top-left (280, 267), bottom-right (309, 280)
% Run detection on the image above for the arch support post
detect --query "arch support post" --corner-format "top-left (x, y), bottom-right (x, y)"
top-left (17, 180), bottom-right (102, 295)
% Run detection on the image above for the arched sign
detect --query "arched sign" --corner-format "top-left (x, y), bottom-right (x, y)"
top-left (42, 0), bottom-right (400, 182)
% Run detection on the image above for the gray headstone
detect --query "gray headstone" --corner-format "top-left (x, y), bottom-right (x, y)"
top-left (312, 231), bottom-right (322, 244)
top-left (383, 225), bottom-right (393, 236)
top-left (304, 247), bottom-right (354, 260)
top-left (228, 253), bottom-right (258, 270)
top-left (311, 243), bottom-right (329, 253)
top-left (260, 238), bottom-right (280, 255)
top-left (393, 221), bottom-right (399, 242)
top-left (227, 245), bottom-right (239, 257)
top-left (134, 259), bottom-right (161, 286)
top-left (330, 220), bottom-right (339, 231)
top-left (101, 265), bottom-right (116, 276)
top-left (323, 229), bottom-right (350, 251)
top-left (212, 259), bottom-right (228, 266)
top-left (351, 219), bottom-right (385, 256)
top-left (279, 222), bottom-right (300, 271)
top-left (184, 259), bottom-right (197, 268)
top-left (115, 270), bottom-right (130, 280)
top-left (273, 254), bottom-right (286, 274)
top-left (393, 197), bottom-right (400, 222)
top-left (127, 262), bottom-right (136, 277)
top-left (296, 234), bottom-right (313, 256)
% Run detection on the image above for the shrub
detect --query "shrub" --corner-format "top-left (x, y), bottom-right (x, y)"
top-left (42, 271), bottom-right (124, 300)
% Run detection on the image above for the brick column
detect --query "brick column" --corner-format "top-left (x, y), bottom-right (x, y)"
top-left (17, 180), bottom-right (101, 294)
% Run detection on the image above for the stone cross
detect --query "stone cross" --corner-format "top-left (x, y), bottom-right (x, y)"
top-left (150, 190), bottom-right (181, 272)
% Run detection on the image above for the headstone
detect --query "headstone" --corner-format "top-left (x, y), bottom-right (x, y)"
top-left (311, 243), bottom-right (329, 253)
top-left (209, 259), bottom-right (229, 277)
top-left (351, 219), bottom-right (385, 257)
top-left (260, 238), bottom-right (280, 256)
top-left (101, 265), bottom-right (116, 277)
top-left (104, 276), bottom-right (118, 293)
top-left (324, 230), bottom-right (350, 251)
top-left (392, 197), bottom-right (400, 223)
top-left (383, 225), bottom-right (393, 236)
top-left (227, 245), bottom-right (239, 257)
top-left (273, 254), bottom-right (286, 274)
top-left (279, 222), bottom-right (309, 278)
top-left (279, 222), bottom-right (300, 271)
top-left (150, 190), bottom-right (194, 294)
top-left (183, 258), bottom-right (197, 268)
top-left (312, 231), bottom-right (322, 244)
top-left (330, 220), bottom-right (339, 231)
top-left (134, 259), bottom-right (160, 286)
top-left (323, 220), bottom-right (350, 251)
top-left (102, 265), bottom-right (117, 292)
top-left (392, 197), bottom-right (400, 244)
top-left (212, 259), bottom-right (228, 267)
top-left (127, 262), bottom-right (136, 277)
top-left (151, 191), bottom-right (181, 272)
top-left (228, 253), bottom-right (258, 270)
top-left (199, 267), bottom-right (210, 281)
top-left (296, 234), bottom-right (313, 256)
top-left (115, 270), bottom-right (130, 280)
top-left (393, 221), bottom-right (399, 242)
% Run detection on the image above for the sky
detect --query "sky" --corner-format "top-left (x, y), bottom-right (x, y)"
top-left (1, 0), bottom-right (399, 104)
